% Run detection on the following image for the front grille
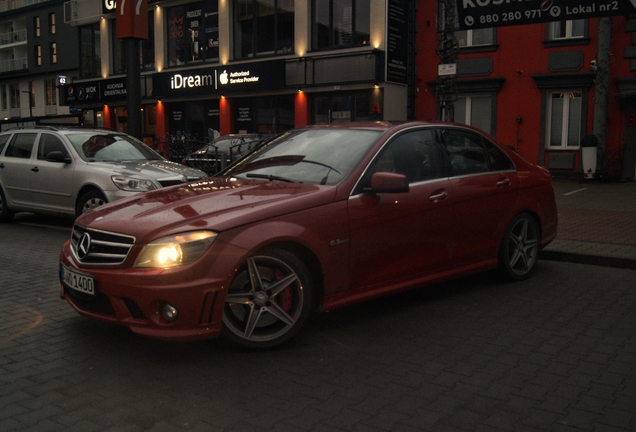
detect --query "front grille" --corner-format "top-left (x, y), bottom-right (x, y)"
top-left (71, 225), bottom-right (135, 266)
top-left (158, 179), bottom-right (185, 187)
top-left (65, 287), bottom-right (116, 316)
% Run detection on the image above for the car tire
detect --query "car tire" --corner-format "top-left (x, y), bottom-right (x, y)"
top-left (498, 212), bottom-right (540, 281)
top-left (0, 186), bottom-right (15, 223)
top-left (76, 190), bottom-right (107, 218)
top-left (222, 249), bottom-right (315, 349)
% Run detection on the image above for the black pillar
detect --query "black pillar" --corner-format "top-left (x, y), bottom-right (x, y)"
top-left (126, 38), bottom-right (142, 139)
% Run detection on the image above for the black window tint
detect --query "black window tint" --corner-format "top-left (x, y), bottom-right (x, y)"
top-left (6, 133), bottom-right (37, 159)
top-left (0, 134), bottom-right (10, 155)
top-left (369, 129), bottom-right (443, 184)
top-left (484, 139), bottom-right (514, 171)
top-left (38, 134), bottom-right (69, 160)
top-left (438, 129), bottom-right (489, 176)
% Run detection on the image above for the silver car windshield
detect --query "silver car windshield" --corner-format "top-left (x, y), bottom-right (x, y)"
top-left (224, 129), bottom-right (382, 186)
top-left (66, 133), bottom-right (163, 162)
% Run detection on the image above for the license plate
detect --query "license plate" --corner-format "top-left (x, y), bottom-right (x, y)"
top-left (61, 264), bottom-right (95, 295)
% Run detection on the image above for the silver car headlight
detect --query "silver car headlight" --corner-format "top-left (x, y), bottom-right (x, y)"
top-left (111, 175), bottom-right (157, 192)
top-left (134, 231), bottom-right (217, 268)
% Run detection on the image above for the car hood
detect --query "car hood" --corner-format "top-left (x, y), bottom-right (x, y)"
top-left (88, 159), bottom-right (206, 181)
top-left (76, 177), bottom-right (336, 242)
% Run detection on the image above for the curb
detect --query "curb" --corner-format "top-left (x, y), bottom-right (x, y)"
top-left (540, 250), bottom-right (636, 270)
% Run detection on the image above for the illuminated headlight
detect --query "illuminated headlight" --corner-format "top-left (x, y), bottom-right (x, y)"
top-left (134, 231), bottom-right (217, 268)
top-left (112, 175), bottom-right (157, 192)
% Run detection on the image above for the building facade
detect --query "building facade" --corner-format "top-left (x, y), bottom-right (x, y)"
top-left (53, 0), bottom-right (414, 149)
top-left (415, 2), bottom-right (636, 181)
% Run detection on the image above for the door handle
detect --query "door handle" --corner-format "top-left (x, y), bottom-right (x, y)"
top-left (31, 166), bottom-right (39, 172)
top-left (497, 177), bottom-right (511, 187)
top-left (429, 191), bottom-right (448, 203)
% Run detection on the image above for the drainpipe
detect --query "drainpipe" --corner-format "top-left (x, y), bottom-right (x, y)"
top-left (593, 17), bottom-right (611, 180)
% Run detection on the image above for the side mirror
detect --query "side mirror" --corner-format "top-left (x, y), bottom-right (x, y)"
top-left (367, 172), bottom-right (409, 193)
top-left (46, 151), bottom-right (72, 164)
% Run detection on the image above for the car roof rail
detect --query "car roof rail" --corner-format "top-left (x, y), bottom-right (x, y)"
top-left (5, 125), bottom-right (59, 131)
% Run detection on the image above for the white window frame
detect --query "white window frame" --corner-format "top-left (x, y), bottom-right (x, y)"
top-left (454, 95), bottom-right (494, 135)
top-left (546, 90), bottom-right (583, 149)
top-left (549, 19), bottom-right (585, 40)
top-left (456, 28), bottom-right (494, 48)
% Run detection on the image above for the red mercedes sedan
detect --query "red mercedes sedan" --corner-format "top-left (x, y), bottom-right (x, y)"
top-left (59, 122), bottom-right (558, 348)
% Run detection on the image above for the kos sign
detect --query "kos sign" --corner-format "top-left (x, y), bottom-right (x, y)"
top-left (456, 0), bottom-right (636, 30)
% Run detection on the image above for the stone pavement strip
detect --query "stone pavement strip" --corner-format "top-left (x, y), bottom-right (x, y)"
top-left (542, 179), bottom-right (636, 269)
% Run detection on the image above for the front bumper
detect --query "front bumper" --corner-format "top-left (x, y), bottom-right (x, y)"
top-left (59, 239), bottom-right (245, 341)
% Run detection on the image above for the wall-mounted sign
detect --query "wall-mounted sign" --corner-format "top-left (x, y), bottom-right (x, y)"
top-left (60, 78), bottom-right (127, 105)
top-left (116, 0), bottom-right (149, 39)
top-left (103, 0), bottom-right (116, 15)
top-left (456, 0), bottom-right (636, 31)
top-left (56, 76), bottom-right (68, 86)
top-left (153, 60), bottom-right (286, 98)
top-left (386, 0), bottom-right (408, 84)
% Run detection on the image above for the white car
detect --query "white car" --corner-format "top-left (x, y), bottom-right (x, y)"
top-left (0, 127), bottom-right (206, 222)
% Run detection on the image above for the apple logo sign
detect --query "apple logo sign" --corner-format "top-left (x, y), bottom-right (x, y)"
top-left (219, 70), bottom-right (228, 85)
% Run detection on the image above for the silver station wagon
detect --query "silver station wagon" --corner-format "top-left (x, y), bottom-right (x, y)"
top-left (0, 127), bottom-right (206, 222)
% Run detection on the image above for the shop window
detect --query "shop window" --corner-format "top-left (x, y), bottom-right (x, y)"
top-left (167, 1), bottom-right (219, 67)
top-left (141, 12), bottom-right (155, 70)
top-left (313, 91), bottom-right (381, 124)
top-left (549, 20), bottom-right (585, 40)
top-left (312, 0), bottom-right (370, 50)
top-left (454, 95), bottom-right (494, 135)
top-left (456, 28), bottom-right (495, 48)
top-left (546, 91), bottom-right (582, 149)
top-left (233, 0), bottom-right (294, 59)
top-left (80, 23), bottom-right (101, 78)
top-left (45, 79), bottom-right (57, 106)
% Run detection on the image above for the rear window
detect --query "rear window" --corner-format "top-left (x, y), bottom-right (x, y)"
top-left (0, 134), bottom-right (10, 156)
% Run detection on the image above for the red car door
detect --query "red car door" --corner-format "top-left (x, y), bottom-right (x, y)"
top-left (348, 128), bottom-right (455, 292)
top-left (437, 128), bottom-right (521, 267)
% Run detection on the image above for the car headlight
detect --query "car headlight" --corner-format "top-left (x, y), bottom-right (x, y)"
top-left (112, 175), bottom-right (157, 192)
top-left (134, 231), bottom-right (217, 268)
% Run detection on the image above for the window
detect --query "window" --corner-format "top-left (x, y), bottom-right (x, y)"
top-left (439, 129), bottom-right (490, 176)
top-left (111, 25), bottom-right (126, 74)
top-left (6, 133), bottom-right (36, 159)
top-left (46, 79), bottom-right (57, 106)
top-left (50, 42), bottom-right (57, 64)
top-left (38, 134), bottom-right (68, 160)
top-left (454, 95), bottom-right (494, 135)
top-left (141, 11), bottom-right (155, 70)
top-left (370, 129), bottom-right (444, 183)
top-left (35, 45), bottom-right (42, 66)
top-left (1, 85), bottom-right (7, 110)
top-left (456, 28), bottom-right (494, 48)
top-left (9, 83), bottom-right (20, 109)
top-left (546, 91), bottom-right (582, 148)
top-left (167, 1), bottom-right (219, 67)
top-left (234, 0), bottom-right (294, 59)
top-left (34, 17), bottom-right (41, 37)
top-left (312, 0), bottom-right (370, 50)
top-left (549, 19), bottom-right (585, 40)
top-left (80, 24), bottom-right (101, 77)
top-left (49, 13), bottom-right (56, 35)
top-left (0, 135), bottom-right (9, 155)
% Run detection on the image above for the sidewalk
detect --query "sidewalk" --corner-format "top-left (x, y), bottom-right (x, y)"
top-left (541, 178), bottom-right (636, 269)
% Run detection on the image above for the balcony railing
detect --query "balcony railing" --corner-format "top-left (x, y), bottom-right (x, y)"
top-left (0, 56), bottom-right (27, 73)
top-left (0, 0), bottom-right (49, 13)
top-left (0, 29), bottom-right (26, 46)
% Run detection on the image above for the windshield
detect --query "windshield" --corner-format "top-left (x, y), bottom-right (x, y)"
top-left (223, 128), bottom-right (382, 185)
top-left (66, 133), bottom-right (163, 162)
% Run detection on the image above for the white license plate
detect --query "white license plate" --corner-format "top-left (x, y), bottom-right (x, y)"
top-left (61, 264), bottom-right (95, 295)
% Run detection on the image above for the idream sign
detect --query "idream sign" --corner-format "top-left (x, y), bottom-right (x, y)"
top-left (456, 0), bottom-right (636, 30)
